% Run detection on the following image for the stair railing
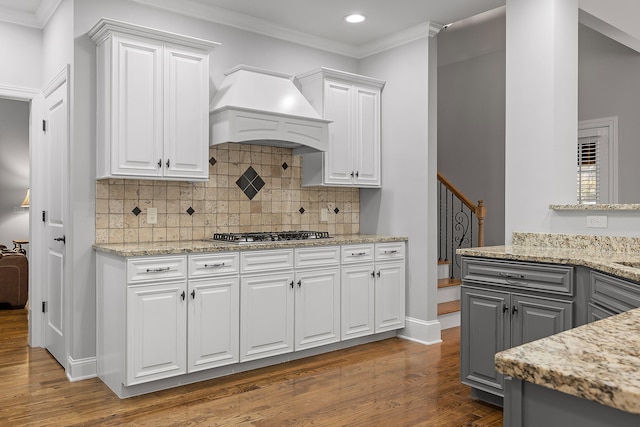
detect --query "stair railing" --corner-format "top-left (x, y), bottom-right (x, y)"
top-left (437, 172), bottom-right (486, 279)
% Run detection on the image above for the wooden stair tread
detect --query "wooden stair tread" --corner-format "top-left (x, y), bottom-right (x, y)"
top-left (438, 259), bottom-right (452, 265)
top-left (438, 300), bottom-right (461, 316)
top-left (438, 278), bottom-right (462, 288)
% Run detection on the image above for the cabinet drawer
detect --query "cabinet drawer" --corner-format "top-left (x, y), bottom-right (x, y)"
top-left (462, 257), bottom-right (573, 295)
top-left (189, 252), bottom-right (239, 278)
top-left (590, 271), bottom-right (640, 314)
top-left (241, 249), bottom-right (294, 273)
top-left (588, 302), bottom-right (617, 323)
top-left (375, 242), bottom-right (405, 261)
top-left (127, 256), bottom-right (187, 284)
top-left (341, 244), bottom-right (375, 264)
top-left (295, 246), bottom-right (340, 269)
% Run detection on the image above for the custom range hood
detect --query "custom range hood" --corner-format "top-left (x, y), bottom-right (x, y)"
top-left (209, 65), bottom-right (330, 154)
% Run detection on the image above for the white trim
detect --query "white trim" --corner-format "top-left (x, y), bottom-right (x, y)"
top-left (0, 85), bottom-right (39, 100)
top-left (578, 116), bottom-right (618, 204)
top-left (397, 317), bottom-right (442, 345)
top-left (0, 0), bottom-right (61, 29)
top-left (67, 356), bottom-right (98, 382)
top-left (131, 0), bottom-right (438, 59)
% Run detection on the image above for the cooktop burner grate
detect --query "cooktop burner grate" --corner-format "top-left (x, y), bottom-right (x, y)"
top-left (212, 231), bottom-right (330, 243)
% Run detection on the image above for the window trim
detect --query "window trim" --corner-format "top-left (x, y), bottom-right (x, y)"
top-left (578, 116), bottom-right (618, 204)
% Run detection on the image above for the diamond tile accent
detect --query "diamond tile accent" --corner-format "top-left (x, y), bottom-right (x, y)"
top-left (236, 166), bottom-right (265, 200)
top-left (334, 207), bottom-right (340, 214)
top-left (186, 207), bottom-right (195, 216)
top-left (132, 207), bottom-right (141, 216)
top-left (209, 157), bottom-right (217, 166)
top-left (299, 207), bottom-right (305, 214)
top-left (282, 162), bottom-right (288, 170)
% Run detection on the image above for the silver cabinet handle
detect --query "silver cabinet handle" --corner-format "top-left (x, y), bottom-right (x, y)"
top-left (351, 252), bottom-right (367, 256)
top-left (204, 262), bottom-right (225, 268)
top-left (499, 272), bottom-right (525, 279)
top-left (384, 250), bottom-right (399, 254)
top-left (146, 267), bottom-right (170, 273)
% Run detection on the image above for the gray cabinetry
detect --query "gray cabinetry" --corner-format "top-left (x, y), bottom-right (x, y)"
top-left (588, 270), bottom-right (640, 321)
top-left (461, 257), bottom-right (574, 404)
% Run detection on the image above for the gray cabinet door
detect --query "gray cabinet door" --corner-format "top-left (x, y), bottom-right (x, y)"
top-left (511, 294), bottom-right (573, 347)
top-left (461, 286), bottom-right (510, 395)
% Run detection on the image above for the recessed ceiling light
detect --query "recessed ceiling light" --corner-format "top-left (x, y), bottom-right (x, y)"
top-left (345, 13), bottom-right (366, 24)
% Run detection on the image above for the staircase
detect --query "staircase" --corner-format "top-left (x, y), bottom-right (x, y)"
top-left (436, 172), bottom-right (486, 330)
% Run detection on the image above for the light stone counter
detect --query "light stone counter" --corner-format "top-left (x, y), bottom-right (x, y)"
top-left (458, 232), bottom-right (640, 416)
top-left (93, 234), bottom-right (407, 257)
top-left (457, 232), bottom-right (640, 283)
top-left (495, 308), bottom-right (640, 415)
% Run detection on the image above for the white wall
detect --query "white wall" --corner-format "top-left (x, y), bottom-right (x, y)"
top-left (0, 22), bottom-right (42, 90)
top-left (0, 98), bottom-right (30, 247)
top-left (504, 0), bottom-right (578, 243)
top-left (360, 35), bottom-right (440, 343)
top-left (438, 10), bottom-right (506, 246)
top-left (579, 0), bottom-right (640, 52)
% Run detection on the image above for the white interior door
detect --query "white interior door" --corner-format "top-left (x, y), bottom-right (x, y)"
top-left (42, 69), bottom-right (69, 368)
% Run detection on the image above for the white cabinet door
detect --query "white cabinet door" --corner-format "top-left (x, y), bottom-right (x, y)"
top-left (112, 35), bottom-right (164, 177)
top-left (294, 268), bottom-right (340, 351)
top-left (324, 79), bottom-right (354, 185)
top-left (163, 45), bottom-right (209, 180)
top-left (354, 86), bottom-right (381, 187)
top-left (240, 272), bottom-right (295, 362)
top-left (341, 263), bottom-right (375, 340)
top-left (375, 261), bottom-right (406, 333)
top-left (188, 276), bottom-right (239, 372)
top-left (126, 281), bottom-right (186, 385)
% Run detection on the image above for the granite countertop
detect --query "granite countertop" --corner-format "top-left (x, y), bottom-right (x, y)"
top-left (457, 234), bottom-right (640, 283)
top-left (93, 234), bottom-right (407, 257)
top-left (495, 307), bottom-right (640, 415)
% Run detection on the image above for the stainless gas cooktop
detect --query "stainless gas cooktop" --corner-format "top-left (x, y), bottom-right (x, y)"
top-left (212, 231), bottom-right (331, 244)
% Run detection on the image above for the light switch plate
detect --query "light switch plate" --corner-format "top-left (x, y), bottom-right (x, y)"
top-left (147, 207), bottom-right (157, 225)
top-left (586, 215), bottom-right (607, 228)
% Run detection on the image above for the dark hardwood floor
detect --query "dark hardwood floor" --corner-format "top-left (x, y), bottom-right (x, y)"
top-left (0, 308), bottom-right (502, 426)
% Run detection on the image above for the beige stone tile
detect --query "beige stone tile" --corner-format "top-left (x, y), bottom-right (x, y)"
top-left (109, 214), bottom-right (123, 229)
top-left (166, 186), bottom-right (181, 200)
top-left (154, 185), bottom-right (167, 199)
top-left (124, 229), bottom-right (139, 243)
top-left (95, 229), bottom-right (108, 244)
top-left (152, 228), bottom-right (167, 242)
top-left (166, 228), bottom-right (180, 241)
top-left (124, 213), bottom-right (139, 229)
top-left (108, 228), bottom-right (124, 244)
top-left (109, 183), bottom-right (124, 199)
top-left (138, 185), bottom-right (155, 199)
top-left (96, 199), bottom-right (109, 214)
top-left (192, 227), bottom-right (205, 240)
top-left (109, 199), bottom-right (124, 214)
top-left (96, 182), bottom-right (110, 199)
top-left (138, 228), bottom-right (153, 242)
top-left (96, 214), bottom-right (109, 229)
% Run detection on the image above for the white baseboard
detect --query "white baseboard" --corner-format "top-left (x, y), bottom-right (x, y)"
top-left (398, 317), bottom-right (442, 345)
top-left (67, 355), bottom-right (97, 382)
top-left (438, 312), bottom-right (461, 330)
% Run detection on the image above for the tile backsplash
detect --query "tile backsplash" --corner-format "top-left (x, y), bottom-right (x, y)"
top-left (95, 143), bottom-right (360, 244)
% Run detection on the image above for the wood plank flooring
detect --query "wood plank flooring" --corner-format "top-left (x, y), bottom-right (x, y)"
top-left (0, 308), bottom-right (502, 426)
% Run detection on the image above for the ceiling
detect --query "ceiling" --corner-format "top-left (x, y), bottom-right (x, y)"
top-left (0, 0), bottom-right (506, 57)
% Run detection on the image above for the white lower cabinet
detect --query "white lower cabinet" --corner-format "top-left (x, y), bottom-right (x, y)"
top-left (240, 271), bottom-right (295, 362)
top-left (341, 263), bottom-right (375, 340)
top-left (96, 241), bottom-right (405, 398)
top-left (295, 267), bottom-right (341, 350)
top-left (126, 280), bottom-right (187, 385)
top-left (341, 243), bottom-right (406, 340)
top-left (188, 275), bottom-right (239, 372)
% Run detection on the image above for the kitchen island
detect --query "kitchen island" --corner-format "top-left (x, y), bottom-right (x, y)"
top-left (458, 232), bottom-right (640, 425)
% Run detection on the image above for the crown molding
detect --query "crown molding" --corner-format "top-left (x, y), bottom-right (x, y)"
top-left (0, 0), bottom-right (61, 29)
top-left (132, 0), bottom-right (439, 59)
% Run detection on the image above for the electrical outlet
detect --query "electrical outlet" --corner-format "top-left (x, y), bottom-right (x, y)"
top-left (320, 208), bottom-right (328, 222)
top-left (586, 215), bottom-right (607, 228)
top-left (147, 207), bottom-right (157, 225)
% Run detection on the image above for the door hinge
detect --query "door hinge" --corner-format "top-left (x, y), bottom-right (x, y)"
top-left (42, 210), bottom-right (46, 222)
top-left (42, 301), bottom-right (47, 313)
top-left (42, 119), bottom-right (47, 133)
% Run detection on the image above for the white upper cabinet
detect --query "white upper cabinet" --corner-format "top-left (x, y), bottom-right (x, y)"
top-left (297, 68), bottom-right (384, 188)
top-left (89, 19), bottom-right (219, 181)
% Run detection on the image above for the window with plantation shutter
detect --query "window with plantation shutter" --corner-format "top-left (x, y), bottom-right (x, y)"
top-left (577, 126), bottom-right (609, 204)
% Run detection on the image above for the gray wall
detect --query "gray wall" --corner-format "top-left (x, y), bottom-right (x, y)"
top-left (437, 11), bottom-right (506, 246)
top-left (0, 98), bottom-right (30, 248)
top-left (579, 24), bottom-right (640, 203)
